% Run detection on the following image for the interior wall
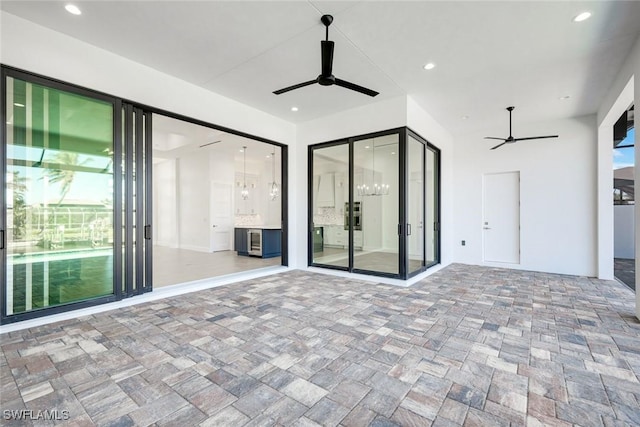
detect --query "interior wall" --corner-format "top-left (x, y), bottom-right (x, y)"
top-left (178, 151), bottom-right (210, 251)
top-left (453, 115), bottom-right (598, 276)
top-left (153, 159), bottom-right (178, 247)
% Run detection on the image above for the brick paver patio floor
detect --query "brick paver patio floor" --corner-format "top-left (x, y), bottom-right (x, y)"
top-left (1, 264), bottom-right (639, 426)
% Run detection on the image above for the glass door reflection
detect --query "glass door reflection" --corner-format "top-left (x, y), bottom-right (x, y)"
top-left (353, 134), bottom-right (399, 276)
top-left (4, 76), bottom-right (115, 316)
top-left (310, 143), bottom-right (349, 268)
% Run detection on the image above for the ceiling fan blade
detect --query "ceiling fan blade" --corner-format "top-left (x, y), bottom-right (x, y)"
top-left (484, 137), bottom-right (507, 141)
top-left (490, 141), bottom-right (509, 150)
top-left (334, 78), bottom-right (379, 97)
top-left (273, 79), bottom-right (317, 95)
top-left (321, 40), bottom-right (334, 77)
top-left (512, 135), bottom-right (558, 142)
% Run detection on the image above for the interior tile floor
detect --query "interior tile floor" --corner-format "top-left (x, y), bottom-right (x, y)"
top-left (615, 258), bottom-right (636, 291)
top-left (1, 264), bottom-right (639, 426)
top-left (153, 246), bottom-right (281, 287)
top-left (313, 249), bottom-right (426, 275)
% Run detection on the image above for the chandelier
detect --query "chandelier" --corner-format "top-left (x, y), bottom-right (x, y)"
top-left (356, 141), bottom-right (389, 196)
top-left (269, 150), bottom-right (279, 200)
top-left (241, 146), bottom-right (249, 200)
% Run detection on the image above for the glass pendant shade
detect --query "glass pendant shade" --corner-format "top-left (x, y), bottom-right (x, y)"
top-left (269, 150), bottom-right (279, 200)
top-left (242, 146), bottom-right (249, 200)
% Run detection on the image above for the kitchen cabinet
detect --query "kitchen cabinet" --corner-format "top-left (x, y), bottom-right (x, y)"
top-left (324, 225), bottom-right (346, 247)
top-left (316, 173), bottom-right (335, 207)
top-left (324, 225), bottom-right (363, 250)
top-left (261, 229), bottom-right (282, 258)
top-left (334, 173), bottom-right (346, 213)
top-left (234, 227), bottom-right (281, 258)
top-left (354, 230), bottom-right (363, 249)
top-left (234, 228), bottom-right (249, 255)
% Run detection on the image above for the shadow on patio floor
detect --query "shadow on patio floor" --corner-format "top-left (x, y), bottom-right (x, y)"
top-left (615, 258), bottom-right (636, 291)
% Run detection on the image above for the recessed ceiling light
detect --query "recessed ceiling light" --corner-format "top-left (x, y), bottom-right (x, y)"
top-left (559, 95), bottom-right (571, 100)
top-left (423, 63), bottom-right (436, 70)
top-left (266, 155), bottom-right (271, 158)
top-left (13, 102), bottom-right (25, 107)
top-left (573, 11), bottom-right (591, 22)
top-left (291, 107), bottom-right (298, 112)
top-left (365, 145), bottom-right (370, 149)
top-left (239, 149), bottom-right (244, 152)
top-left (65, 4), bottom-right (82, 15)
top-left (391, 151), bottom-right (396, 155)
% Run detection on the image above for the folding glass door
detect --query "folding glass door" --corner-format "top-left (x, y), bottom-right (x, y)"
top-left (1, 68), bottom-right (151, 323)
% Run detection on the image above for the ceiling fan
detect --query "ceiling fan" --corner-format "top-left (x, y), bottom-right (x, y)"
top-left (273, 15), bottom-right (379, 97)
top-left (485, 106), bottom-right (558, 150)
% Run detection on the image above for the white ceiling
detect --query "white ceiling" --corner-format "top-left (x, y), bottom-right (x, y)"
top-left (2, 1), bottom-right (640, 135)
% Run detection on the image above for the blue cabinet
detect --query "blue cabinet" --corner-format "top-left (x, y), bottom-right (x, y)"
top-left (234, 228), bottom-right (249, 255)
top-left (261, 229), bottom-right (282, 258)
top-left (234, 228), bottom-right (281, 258)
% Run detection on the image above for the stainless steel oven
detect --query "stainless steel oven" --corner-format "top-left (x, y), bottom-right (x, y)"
top-left (344, 202), bottom-right (362, 230)
top-left (247, 229), bottom-right (262, 256)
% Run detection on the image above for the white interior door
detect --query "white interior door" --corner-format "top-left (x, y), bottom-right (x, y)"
top-left (210, 181), bottom-right (233, 252)
top-left (483, 171), bottom-right (520, 264)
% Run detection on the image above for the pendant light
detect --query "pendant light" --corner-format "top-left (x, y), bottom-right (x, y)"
top-left (241, 146), bottom-right (249, 200)
top-left (269, 150), bottom-right (279, 200)
top-left (356, 140), bottom-right (389, 196)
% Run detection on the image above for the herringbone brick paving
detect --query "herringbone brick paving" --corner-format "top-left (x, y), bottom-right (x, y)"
top-left (1, 264), bottom-right (639, 426)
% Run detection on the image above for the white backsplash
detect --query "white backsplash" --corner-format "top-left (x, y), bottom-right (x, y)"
top-left (313, 207), bottom-right (343, 226)
top-left (234, 214), bottom-right (263, 227)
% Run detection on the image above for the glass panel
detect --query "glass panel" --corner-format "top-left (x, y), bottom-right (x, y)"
top-left (353, 134), bottom-right (399, 275)
top-left (311, 144), bottom-right (349, 267)
top-left (426, 148), bottom-right (437, 265)
top-left (152, 113), bottom-right (282, 287)
top-left (408, 135), bottom-right (425, 274)
top-left (5, 77), bottom-right (114, 315)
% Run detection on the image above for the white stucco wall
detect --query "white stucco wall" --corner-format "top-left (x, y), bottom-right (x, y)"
top-left (453, 115), bottom-right (598, 277)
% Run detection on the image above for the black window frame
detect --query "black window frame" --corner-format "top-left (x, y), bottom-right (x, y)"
top-left (308, 126), bottom-right (440, 280)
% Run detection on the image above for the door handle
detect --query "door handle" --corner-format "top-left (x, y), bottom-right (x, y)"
top-left (483, 227), bottom-right (491, 230)
top-left (144, 225), bottom-right (151, 240)
top-left (407, 224), bottom-right (412, 236)
top-left (0, 229), bottom-right (4, 249)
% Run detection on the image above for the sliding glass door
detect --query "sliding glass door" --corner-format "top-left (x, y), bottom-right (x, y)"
top-left (308, 128), bottom-right (439, 280)
top-left (353, 133), bottom-right (400, 276)
top-left (310, 143), bottom-right (349, 269)
top-left (407, 133), bottom-right (425, 276)
top-left (1, 68), bottom-right (151, 323)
